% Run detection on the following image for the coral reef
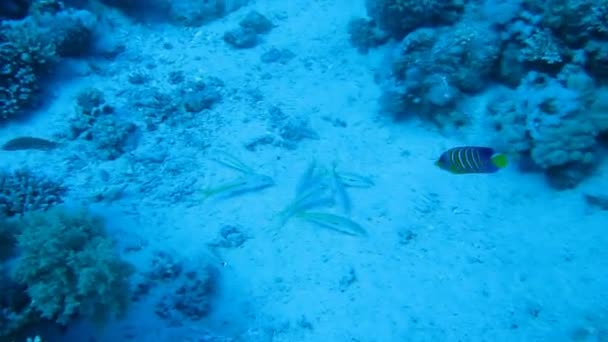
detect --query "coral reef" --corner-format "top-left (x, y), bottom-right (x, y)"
top-left (365, 0), bottom-right (465, 39)
top-left (90, 115), bottom-right (137, 160)
top-left (155, 268), bottom-right (217, 322)
top-left (347, 18), bottom-right (390, 54)
top-left (0, 267), bottom-right (34, 340)
top-left (540, 0), bottom-right (608, 45)
top-left (0, 169), bottom-right (66, 217)
top-left (12, 207), bottom-right (133, 325)
top-left (367, 0), bottom-right (608, 187)
top-left (0, 21), bottom-right (57, 122)
top-left (487, 71), bottom-right (601, 188)
top-left (0, 218), bottom-right (17, 261)
top-left (0, 6), bottom-right (96, 122)
top-left (68, 87), bottom-right (114, 138)
top-left (392, 23), bottom-right (501, 94)
top-left (131, 250), bottom-right (218, 324)
top-left (69, 88), bottom-right (138, 160)
top-left (385, 22), bottom-right (500, 126)
top-left (0, 207), bottom-right (133, 339)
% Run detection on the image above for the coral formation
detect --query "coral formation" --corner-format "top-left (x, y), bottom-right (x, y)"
top-left (12, 207), bottom-right (133, 325)
top-left (347, 18), bottom-right (390, 53)
top-left (385, 22), bottom-right (500, 126)
top-left (0, 0), bottom-right (30, 20)
top-left (0, 21), bottom-right (57, 122)
top-left (0, 267), bottom-right (33, 339)
top-left (131, 250), bottom-right (218, 323)
top-left (0, 169), bottom-right (66, 217)
top-left (487, 71), bottom-right (601, 188)
top-left (0, 207), bottom-right (132, 339)
top-left (90, 115), bottom-right (137, 160)
top-left (69, 88), bottom-right (138, 160)
top-left (155, 268), bottom-right (217, 322)
top-left (0, 5), bottom-right (95, 122)
top-left (367, 0), bottom-right (608, 187)
top-left (365, 0), bottom-right (465, 39)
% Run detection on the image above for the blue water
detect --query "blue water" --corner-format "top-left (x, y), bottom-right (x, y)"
top-left (1, 0), bottom-right (607, 341)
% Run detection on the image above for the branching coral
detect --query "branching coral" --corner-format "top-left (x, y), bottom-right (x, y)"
top-left (0, 21), bottom-right (57, 121)
top-left (0, 169), bottom-right (66, 217)
top-left (0, 6), bottom-right (95, 122)
top-left (12, 206), bottom-right (133, 325)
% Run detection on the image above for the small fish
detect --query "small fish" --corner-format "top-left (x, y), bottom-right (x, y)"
top-left (435, 146), bottom-right (508, 174)
top-left (294, 211), bottom-right (367, 236)
top-left (202, 173), bottom-right (274, 200)
top-left (335, 171), bottom-right (375, 188)
top-left (2, 136), bottom-right (59, 151)
top-left (209, 150), bottom-right (255, 174)
top-left (277, 183), bottom-right (335, 224)
top-left (330, 164), bottom-right (352, 215)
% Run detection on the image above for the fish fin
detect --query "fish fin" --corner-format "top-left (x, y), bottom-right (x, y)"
top-left (491, 153), bottom-right (508, 168)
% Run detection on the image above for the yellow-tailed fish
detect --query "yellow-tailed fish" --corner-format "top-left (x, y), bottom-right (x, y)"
top-left (296, 159), bottom-right (329, 195)
top-left (277, 183), bottom-right (334, 224)
top-left (209, 150), bottom-right (255, 174)
top-left (294, 211), bottom-right (367, 236)
top-left (335, 171), bottom-right (375, 188)
top-left (202, 173), bottom-right (274, 200)
top-left (331, 164), bottom-right (352, 215)
top-left (435, 146), bottom-right (508, 174)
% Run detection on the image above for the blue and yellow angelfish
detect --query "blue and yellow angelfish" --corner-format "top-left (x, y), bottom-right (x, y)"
top-left (435, 146), bottom-right (508, 174)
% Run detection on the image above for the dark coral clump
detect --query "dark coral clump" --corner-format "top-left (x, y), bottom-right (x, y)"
top-left (0, 0), bottom-right (30, 20)
top-left (0, 21), bottom-right (58, 122)
top-left (365, 0), bottom-right (465, 39)
top-left (385, 23), bottom-right (501, 126)
top-left (0, 6), bottom-right (96, 122)
top-left (0, 169), bottom-right (66, 217)
top-left (12, 207), bottom-right (134, 325)
top-left (1, 207), bottom-right (133, 339)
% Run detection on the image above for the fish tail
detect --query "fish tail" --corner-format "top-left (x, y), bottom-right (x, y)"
top-left (490, 153), bottom-right (508, 168)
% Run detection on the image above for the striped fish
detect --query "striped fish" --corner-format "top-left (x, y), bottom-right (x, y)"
top-left (435, 146), bottom-right (508, 174)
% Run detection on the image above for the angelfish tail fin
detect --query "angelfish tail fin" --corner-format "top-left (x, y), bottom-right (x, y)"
top-left (490, 153), bottom-right (508, 168)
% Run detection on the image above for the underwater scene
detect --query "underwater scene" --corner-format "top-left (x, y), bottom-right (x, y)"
top-left (1, 0), bottom-right (607, 341)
